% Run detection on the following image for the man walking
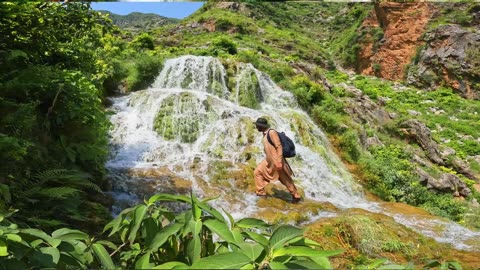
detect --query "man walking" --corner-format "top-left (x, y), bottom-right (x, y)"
top-left (253, 117), bottom-right (301, 204)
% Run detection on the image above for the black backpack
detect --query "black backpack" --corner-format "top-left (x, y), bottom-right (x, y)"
top-left (266, 129), bottom-right (296, 158)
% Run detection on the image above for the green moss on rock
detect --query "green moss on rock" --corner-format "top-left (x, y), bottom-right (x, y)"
top-left (153, 92), bottom-right (216, 143)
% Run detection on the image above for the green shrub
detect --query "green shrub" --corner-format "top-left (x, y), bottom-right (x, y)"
top-left (236, 49), bottom-right (260, 67)
top-left (102, 58), bottom-right (129, 94)
top-left (212, 36), bottom-right (238, 55)
top-left (361, 145), bottom-right (429, 205)
top-left (129, 32), bottom-right (155, 51)
top-left (126, 53), bottom-right (163, 91)
top-left (312, 106), bottom-right (346, 134)
top-left (291, 75), bottom-right (325, 111)
top-left (338, 129), bottom-right (362, 163)
top-left (421, 194), bottom-right (467, 222)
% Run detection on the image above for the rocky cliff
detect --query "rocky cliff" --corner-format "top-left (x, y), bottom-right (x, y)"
top-left (357, 2), bottom-right (435, 81)
top-left (356, 2), bottom-right (480, 99)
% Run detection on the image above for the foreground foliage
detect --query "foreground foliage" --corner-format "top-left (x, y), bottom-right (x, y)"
top-left (0, 192), bottom-right (341, 269)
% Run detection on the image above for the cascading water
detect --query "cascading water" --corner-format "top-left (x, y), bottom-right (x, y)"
top-left (106, 55), bottom-right (480, 251)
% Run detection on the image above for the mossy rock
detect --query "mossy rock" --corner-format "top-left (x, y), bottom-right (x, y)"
top-left (254, 192), bottom-right (337, 226)
top-left (236, 68), bottom-right (262, 109)
top-left (304, 208), bottom-right (480, 269)
top-left (153, 92), bottom-right (217, 143)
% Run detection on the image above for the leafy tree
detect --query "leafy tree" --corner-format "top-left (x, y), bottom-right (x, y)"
top-left (0, 2), bottom-right (114, 231)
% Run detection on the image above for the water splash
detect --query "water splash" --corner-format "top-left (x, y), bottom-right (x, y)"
top-left (107, 55), bottom-right (480, 251)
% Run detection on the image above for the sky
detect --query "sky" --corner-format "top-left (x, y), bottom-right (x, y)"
top-left (90, 1), bottom-right (205, 19)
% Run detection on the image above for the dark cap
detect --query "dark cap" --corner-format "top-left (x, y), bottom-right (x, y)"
top-left (253, 117), bottom-right (270, 128)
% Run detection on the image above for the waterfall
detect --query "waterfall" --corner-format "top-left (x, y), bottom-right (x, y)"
top-left (106, 55), bottom-right (480, 251)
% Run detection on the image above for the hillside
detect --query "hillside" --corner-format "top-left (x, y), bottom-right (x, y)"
top-left (98, 10), bottom-right (179, 33)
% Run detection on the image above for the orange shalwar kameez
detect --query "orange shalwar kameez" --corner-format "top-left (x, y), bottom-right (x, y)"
top-left (254, 129), bottom-right (300, 199)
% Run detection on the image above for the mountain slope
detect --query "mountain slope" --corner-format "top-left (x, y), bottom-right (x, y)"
top-left (98, 10), bottom-right (179, 33)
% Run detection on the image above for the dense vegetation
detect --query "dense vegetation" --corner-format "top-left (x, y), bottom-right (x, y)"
top-left (1, 1), bottom-right (478, 269)
top-left (0, 2), bottom-right (114, 231)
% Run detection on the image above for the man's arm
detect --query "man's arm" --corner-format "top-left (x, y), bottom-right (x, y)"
top-left (269, 130), bottom-right (283, 169)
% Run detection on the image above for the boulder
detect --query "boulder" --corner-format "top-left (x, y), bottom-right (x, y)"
top-left (417, 168), bottom-right (472, 197)
top-left (342, 84), bottom-right (392, 126)
top-left (400, 119), bottom-right (445, 165)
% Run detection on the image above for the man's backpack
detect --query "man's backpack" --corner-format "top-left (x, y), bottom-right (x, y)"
top-left (266, 129), bottom-right (296, 158)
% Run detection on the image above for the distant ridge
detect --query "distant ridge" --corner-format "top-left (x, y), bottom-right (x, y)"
top-left (98, 10), bottom-right (180, 32)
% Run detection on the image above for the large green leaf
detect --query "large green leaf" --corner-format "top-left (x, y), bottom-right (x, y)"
top-left (104, 207), bottom-right (133, 236)
top-left (128, 204), bottom-right (148, 245)
top-left (190, 219), bottom-right (202, 236)
top-left (273, 246), bottom-right (342, 258)
top-left (5, 233), bottom-right (22, 242)
top-left (187, 220), bottom-right (202, 264)
top-left (191, 193), bottom-right (202, 221)
top-left (152, 261), bottom-right (189, 269)
top-left (147, 193), bottom-right (189, 205)
top-left (288, 236), bottom-right (322, 247)
top-left (232, 229), bottom-right (244, 244)
top-left (92, 243), bottom-right (115, 270)
top-left (32, 247), bottom-right (60, 267)
top-left (224, 209), bottom-right (235, 229)
top-left (60, 240), bottom-right (92, 264)
top-left (235, 218), bottom-right (270, 229)
top-left (268, 261), bottom-right (289, 269)
top-left (20, 228), bottom-right (61, 247)
top-left (0, 239), bottom-right (8, 256)
top-left (242, 231), bottom-right (269, 247)
top-left (269, 225), bottom-right (304, 251)
top-left (181, 212), bottom-right (193, 238)
top-left (148, 223), bottom-right (183, 251)
top-left (204, 219), bottom-right (238, 245)
top-left (143, 217), bottom-right (160, 247)
top-left (446, 262), bottom-right (463, 270)
top-left (135, 251), bottom-right (151, 269)
top-left (52, 228), bottom-right (89, 241)
top-left (192, 195), bottom-right (225, 223)
top-left (240, 263), bottom-right (256, 270)
top-left (309, 256), bottom-right (332, 269)
top-left (236, 242), bottom-right (264, 262)
top-left (58, 252), bottom-right (85, 268)
top-left (284, 259), bottom-right (323, 269)
top-left (190, 252), bottom-right (251, 269)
